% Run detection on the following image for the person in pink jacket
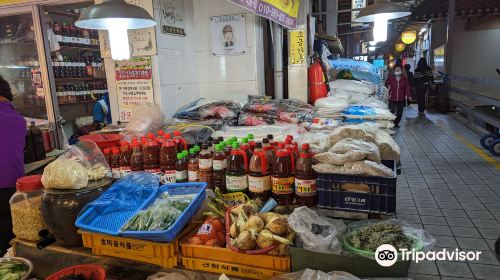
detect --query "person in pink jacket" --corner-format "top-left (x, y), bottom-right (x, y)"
top-left (385, 65), bottom-right (411, 127)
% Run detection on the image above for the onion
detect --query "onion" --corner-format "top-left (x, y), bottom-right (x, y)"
top-left (234, 231), bottom-right (256, 250)
top-left (230, 222), bottom-right (239, 238)
top-left (256, 229), bottom-right (277, 249)
top-left (242, 215), bottom-right (264, 235)
top-left (266, 216), bottom-right (289, 236)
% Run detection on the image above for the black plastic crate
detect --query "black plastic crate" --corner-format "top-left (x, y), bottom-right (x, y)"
top-left (317, 160), bottom-right (397, 214)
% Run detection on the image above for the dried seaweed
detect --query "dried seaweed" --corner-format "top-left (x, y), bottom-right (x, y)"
top-left (349, 223), bottom-right (412, 251)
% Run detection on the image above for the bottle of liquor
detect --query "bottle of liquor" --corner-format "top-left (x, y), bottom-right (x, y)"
top-left (61, 22), bottom-right (69, 46)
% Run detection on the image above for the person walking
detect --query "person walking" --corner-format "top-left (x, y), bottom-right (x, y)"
top-left (385, 65), bottom-right (411, 128)
top-left (0, 76), bottom-right (26, 255)
top-left (414, 58), bottom-right (434, 115)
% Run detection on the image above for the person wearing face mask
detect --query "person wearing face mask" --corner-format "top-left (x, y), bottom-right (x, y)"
top-left (385, 65), bottom-right (411, 128)
top-left (414, 58), bottom-right (434, 115)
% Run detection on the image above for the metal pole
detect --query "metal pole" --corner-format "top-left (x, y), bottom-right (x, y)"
top-left (272, 22), bottom-right (284, 100)
top-left (312, 7), bottom-right (364, 16)
top-left (445, 0), bottom-right (455, 75)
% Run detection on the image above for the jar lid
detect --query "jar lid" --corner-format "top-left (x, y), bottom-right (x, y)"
top-left (16, 175), bottom-right (43, 192)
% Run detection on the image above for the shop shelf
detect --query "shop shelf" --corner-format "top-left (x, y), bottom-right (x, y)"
top-left (317, 160), bottom-right (397, 215)
top-left (55, 77), bottom-right (107, 82)
top-left (180, 227), bottom-right (290, 279)
top-left (59, 45), bottom-right (101, 52)
top-left (48, 11), bottom-right (80, 19)
top-left (79, 224), bottom-right (196, 269)
top-left (290, 247), bottom-right (409, 278)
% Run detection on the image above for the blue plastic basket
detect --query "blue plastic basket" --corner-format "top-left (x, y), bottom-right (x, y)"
top-left (121, 183), bottom-right (206, 242)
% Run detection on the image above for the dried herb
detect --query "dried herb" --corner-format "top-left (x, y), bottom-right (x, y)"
top-left (349, 223), bottom-right (412, 251)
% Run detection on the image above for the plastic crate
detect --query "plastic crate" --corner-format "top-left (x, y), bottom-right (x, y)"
top-left (180, 228), bottom-right (290, 279)
top-left (76, 182), bottom-right (206, 242)
top-left (317, 160), bottom-right (397, 214)
top-left (121, 183), bottom-right (206, 242)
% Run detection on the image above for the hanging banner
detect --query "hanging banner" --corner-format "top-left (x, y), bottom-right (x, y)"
top-left (159, 0), bottom-right (186, 36)
top-left (210, 14), bottom-right (247, 56)
top-left (289, 30), bottom-right (305, 65)
top-left (115, 57), bottom-right (154, 122)
top-left (351, 0), bottom-right (366, 27)
top-left (229, 0), bottom-right (300, 29)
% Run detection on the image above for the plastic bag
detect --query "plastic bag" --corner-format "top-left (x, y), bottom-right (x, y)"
top-left (374, 131), bottom-right (401, 161)
top-left (329, 138), bottom-right (381, 163)
top-left (342, 106), bottom-right (395, 121)
top-left (270, 269), bottom-right (360, 280)
top-left (289, 207), bottom-right (345, 254)
top-left (312, 163), bottom-right (349, 174)
top-left (344, 160), bottom-right (395, 177)
top-left (243, 95), bottom-right (279, 113)
top-left (328, 125), bottom-right (376, 146)
top-left (309, 118), bottom-right (343, 131)
top-left (295, 131), bottom-right (332, 153)
top-left (344, 219), bottom-right (436, 257)
top-left (329, 79), bottom-right (376, 96)
top-left (314, 151), bottom-right (369, 166)
top-left (198, 101), bottom-right (241, 119)
top-left (314, 97), bottom-right (350, 111)
top-left (42, 159), bottom-right (88, 189)
top-left (238, 112), bottom-right (276, 126)
top-left (122, 103), bottom-right (164, 141)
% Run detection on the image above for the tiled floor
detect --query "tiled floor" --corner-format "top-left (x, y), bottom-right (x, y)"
top-left (393, 106), bottom-right (500, 280)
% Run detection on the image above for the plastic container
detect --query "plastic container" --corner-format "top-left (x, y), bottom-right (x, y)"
top-left (45, 264), bottom-right (106, 280)
top-left (317, 160), bottom-right (397, 214)
top-left (80, 230), bottom-right (179, 268)
top-left (79, 133), bottom-right (123, 151)
top-left (9, 175), bottom-right (46, 241)
top-left (41, 179), bottom-right (110, 246)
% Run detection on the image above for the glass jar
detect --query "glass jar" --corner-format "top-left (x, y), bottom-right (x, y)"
top-left (9, 175), bottom-right (46, 242)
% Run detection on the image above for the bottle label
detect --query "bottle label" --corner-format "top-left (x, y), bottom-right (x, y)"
top-left (213, 159), bottom-right (226, 170)
top-left (111, 167), bottom-right (121, 179)
top-left (77, 37), bottom-right (85, 44)
top-left (161, 170), bottom-right (176, 184)
top-left (188, 170), bottom-right (199, 182)
top-left (63, 36), bottom-right (70, 43)
top-left (226, 175), bottom-right (248, 192)
top-left (198, 158), bottom-right (213, 170)
top-left (295, 178), bottom-right (317, 196)
top-left (55, 35), bottom-right (63, 42)
top-left (120, 166), bottom-right (131, 178)
top-left (84, 38), bottom-right (91, 45)
top-left (271, 177), bottom-right (294, 194)
top-left (70, 37), bottom-right (78, 44)
top-left (175, 170), bottom-right (188, 181)
top-left (248, 175), bottom-right (271, 193)
top-left (145, 168), bottom-right (161, 174)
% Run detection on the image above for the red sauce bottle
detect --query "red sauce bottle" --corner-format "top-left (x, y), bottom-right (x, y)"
top-left (188, 148), bottom-right (199, 182)
top-left (110, 147), bottom-right (121, 179)
top-left (248, 142), bottom-right (271, 201)
top-left (173, 130), bottom-right (187, 154)
top-left (160, 139), bottom-right (177, 184)
top-left (285, 138), bottom-right (298, 162)
top-left (247, 134), bottom-right (256, 151)
top-left (198, 144), bottom-right (213, 189)
top-left (262, 138), bottom-right (275, 170)
top-left (175, 153), bottom-right (188, 182)
top-left (224, 141), bottom-right (233, 158)
top-left (143, 133), bottom-right (160, 174)
top-left (241, 137), bottom-right (253, 160)
top-left (130, 142), bottom-right (144, 172)
top-left (119, 142), bottom-right (131, 177)
top-left (213, 144), bottom-right (227, 192)
top-left (225, 142), bottom-right (248, 194)
top-left (272, 142), bottom-right (295, 205)
top-left (157, 130), bottom-right (165, 144)
top-left (295, 143), bottom-right (318, 207)
top-left (103, 147), bottom-right (111, 165)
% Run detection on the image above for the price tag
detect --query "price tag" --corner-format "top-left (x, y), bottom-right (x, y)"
top-left (222, 192), bottom-right (249, 207)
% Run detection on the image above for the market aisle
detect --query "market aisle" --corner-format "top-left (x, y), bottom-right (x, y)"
top-left (394, 106), bottom-right (500, 280)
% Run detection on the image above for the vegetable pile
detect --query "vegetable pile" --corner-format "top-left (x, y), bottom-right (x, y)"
top-left (0, 260), bottom-right (29, 280)
top-left (186, 217), bottom-right (226, 247)
top-left (58, 273), bottom-right (88, 280)
top-left (121, 193), bottom-right (194, 231)
top-left (229, 201), bottom-right (295, 256)
top-left (349, 223), bottom-right (413, 251)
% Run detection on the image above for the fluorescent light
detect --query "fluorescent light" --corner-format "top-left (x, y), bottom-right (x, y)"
top-left (373, 14), bottom-right (388, 43)
top-left (369, 46), bottom-right (376, 51)
top-left (369, 41), bottom-right (377, 46)
top-left (419, 27), bottom-right (427, 35)
top-left (109, 24), bottom-right (130, 60)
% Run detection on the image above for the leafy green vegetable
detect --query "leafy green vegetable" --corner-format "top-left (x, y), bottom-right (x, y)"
top-left (349, 223), bottom-right (412, 251)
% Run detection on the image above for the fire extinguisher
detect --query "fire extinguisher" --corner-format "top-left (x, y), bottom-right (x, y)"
top-left (308, 56), bottom-right (329, 105)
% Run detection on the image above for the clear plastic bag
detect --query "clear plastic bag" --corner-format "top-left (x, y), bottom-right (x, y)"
top-left (344, 160), bottom-right (395, 177)
top-left (295, 131), bottom-right (332, 153)
top-left (198, 101), bottom-right (241, 119)
top-left (270, 269), bottom-right (360, 280)
top-left (329, 79), bottom-right (376, 95)
top-left (122, 103), bottom-right (165, 140)
top-left (329, 138), bottom-right (381, 163)
top-left (328, 125), bottom-right (376, 146)
top-left (289, 207), bottom-right (346, 254)
top-left (342, 106), bottom-right (395, 121)
top-left (312, 163), bottom-right (349, 175)
top-left (314, 151), bottom-right (369, 166)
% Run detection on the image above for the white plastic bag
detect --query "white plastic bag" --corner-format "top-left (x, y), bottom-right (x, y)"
top-left (329, 138), bottom-right (381, 163)
top-left (329, 79), bottom-right (376, 95)
top-left (314, 151), bottom-right (369, 166)
top-left (122, 103), bottom-right (165, 140)
top-left (344, 160), bottom-right (395, 177)
top-left (328, 125), bottom-right (376, 146)
top-left (42, 159), bottom-right (88, 189)
top-left (312, 163), bottom-right (349, 174)
top-left (288, 207), bottom-right (345, 254)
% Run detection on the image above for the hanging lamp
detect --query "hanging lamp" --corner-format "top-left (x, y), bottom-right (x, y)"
top-left (354, 0), bottom-right (411, 43)
top-left (75, 0), bottom-right (156, 60)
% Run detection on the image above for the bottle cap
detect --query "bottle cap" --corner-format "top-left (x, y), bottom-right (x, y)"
top-left (112, 147), bottom-right (120, 155)
top-left (103, 147), bottom-right (111, 154)
top-left (247, 134), bottom-right (254, 140)
top-left (183, 150), bottom-right (189, 156)
top-left (164, 133), bottom-right (171, 140)
top-left (189, 148), bottom-right (195, 154)
top-left (301, 143), bottom-right (310, 150)
top-left (285, 138), bottom-right (292, 144)
top-left (207, 136), bottom-right (214, 142)
top-left (177, 153), bottom-right (183, 160)
top-left (174, 130), bottom-right (181, 136)
top-left (232, 142), bottom-right (239, 149)
top-left (231, 137), bottom-right (237, 142)
top-left (120, 141), bottom-right (129, 147)
top-left (262, 138), bottom-right (269, 144)
top-left (147, 133), bottom-right (155, 139)
top-left (158, 130), bottom-right (165, 136)
top-left (218, 136), bottom-right (224, 142)
top-left (267, 134), bottom-right (274, 140)
top-left (255, 142), bottom-right (263, 149)
top-left (16, 175), bottom-right (43, 192)
top-left (201, 144), bottom-right (208, 150)
top-left (215, 144), bottom-right (221, 151)
top-left (242, 137), bottom-right (248, 144)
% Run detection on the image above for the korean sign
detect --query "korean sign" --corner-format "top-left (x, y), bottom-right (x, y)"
top-left (115, 57), bottom-right (154, 122)
top-left (229, 0), bottom-right (301, 29)
top-left (289, 30), bottom-right (306, 65)
top-left (351, 0), bottom-right (366, 27)
top-left (159, 0), bottom-right (186, 36)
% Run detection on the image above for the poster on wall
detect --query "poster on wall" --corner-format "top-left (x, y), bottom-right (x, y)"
top-left (98, 0), bottom-right (157, 58)
top-left (115, 57), bottom-right (154, 122)
top-left (210, 14), bottom-right (247, 56)
top-left (351, 0), bottom-right (366, 27)
top-left (289, 30), bottom-right (305, 65)
top-left (159, 0), bottom-right (186, 36)
top-left (229, 0), bottom-right (300, 29)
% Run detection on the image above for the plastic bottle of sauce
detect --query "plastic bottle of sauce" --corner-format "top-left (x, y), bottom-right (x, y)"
top-left (213, 144), bottom-right (227, 192)
top-left (188, 148), bottom-right (199, 182)
top-left (217, 136), bottom-right (224, 142)
top-left (271, 142), bottom-right (295, 205)
top-left (247, 134), bottom-right (256, 151)
top-left (241, 137), bottom-right (253, 160)
top-left (157, 130), bottom-right (165, 144)
top-left (267, 134), bottom-right (275, 147)
top-left (175, 153), bottom-right (188, 182)
top-left (143, 134), bottom-right (160, 174)
top-left (160, 139), bottom-right (177, 184)
top-left (110, 147), bottom-right (121, 179)
top-left (248, 142), bottom-right (271, 201)
top-left (295, 143), bottom-right (317, 207)
top-left (225, 142), bottom-right (248, 194)
top-left (198, 144), bottom-right (213, 190)
top-left (130, 142), bottom-right (144, 172)
top-left (286, 135), bottom-right (299, 156)
top-left (224, 141), bottom-right (233, 158)
top-left (119, 142), bottom-right (131, 178)
top-left (103, 147), bottom-right (111, 165)
top-left (29, 121), bottom-right (46, 160)
top-left (140, 136), bottom-right (147, 150)
top-left (173, 130), bottom-right (187, 154)
top-left (193, 145), bottom-right (201, 157)
top-left (285, 139), bottom-right (298, 164)
top-left (262, 138), bottom-right (275, 169)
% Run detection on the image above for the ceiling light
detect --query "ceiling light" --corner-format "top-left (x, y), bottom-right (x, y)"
top-left (419, 27), bottom-right (427, 35)
top-left (76, 0), bottom-right (156, 60)
top-left (369, 46), bottom-right (376, 51)
top-left (369, 41), bottom-right (377, 46)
